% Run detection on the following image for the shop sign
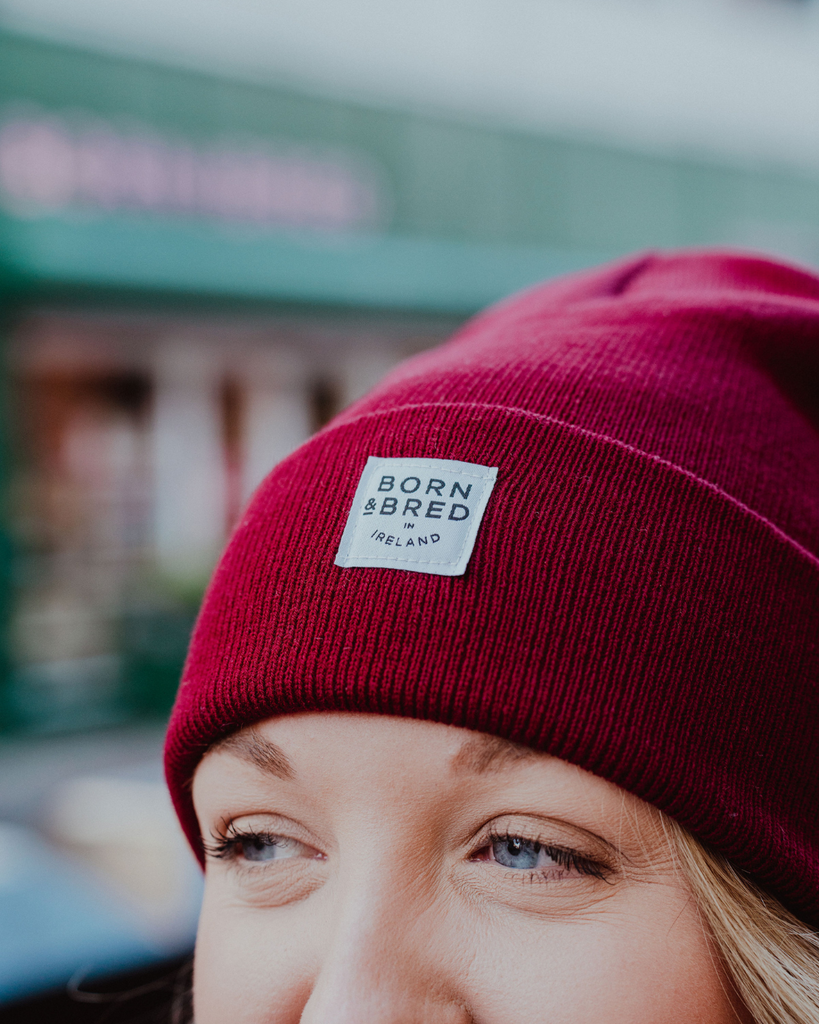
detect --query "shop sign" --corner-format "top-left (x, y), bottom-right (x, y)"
top-left (0, 107), bottom-right (388, 233)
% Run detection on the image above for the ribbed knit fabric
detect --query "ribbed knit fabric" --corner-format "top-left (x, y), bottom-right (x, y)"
top-left (165, 249), bottom-right (819, 926)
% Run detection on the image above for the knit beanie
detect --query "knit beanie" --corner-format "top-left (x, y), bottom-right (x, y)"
top-left (165, 249), bottom-right (819, 927)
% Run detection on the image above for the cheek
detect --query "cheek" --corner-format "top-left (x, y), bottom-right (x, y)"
top-left (193, 882), bottom-right (318, 1024)
top-left (191, 879), bottom-right (739, 1024)
top-left (465, 899), bottom-right (737, 1024)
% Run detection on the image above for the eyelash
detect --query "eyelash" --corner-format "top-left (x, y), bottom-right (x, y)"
top-left (203, 824), bottom-right (289, 861)
top-left (204, 823), bottom-right (610, 883)
top-left (481, 829), bottom-right (611, 881)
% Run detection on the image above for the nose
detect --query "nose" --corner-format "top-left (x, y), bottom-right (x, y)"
top-left (298, 892), bottom-right (472, 1024)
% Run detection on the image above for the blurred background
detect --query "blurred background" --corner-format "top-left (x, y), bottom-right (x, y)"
top-left (0, 0), bottom-right (818, 1009)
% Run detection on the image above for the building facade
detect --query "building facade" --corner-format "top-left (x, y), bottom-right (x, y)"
top-left (1, 29), bottom-right (818, 734)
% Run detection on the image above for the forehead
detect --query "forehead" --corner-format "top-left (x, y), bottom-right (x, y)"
top-left (209, 714), bottom-right (544, 778)
top-left (200, 714), bottom-right (652, 824)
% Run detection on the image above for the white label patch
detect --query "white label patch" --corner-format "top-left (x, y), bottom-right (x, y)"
top-left (335, 457), bottom-right (498, 576)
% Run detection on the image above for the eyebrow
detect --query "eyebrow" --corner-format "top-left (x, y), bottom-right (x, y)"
top-left (449, 733), bottom-right (545, 774)
top-left (211, 729), bottom-right (296, 781)
top-left (210, 727), bottom-right (541, 781)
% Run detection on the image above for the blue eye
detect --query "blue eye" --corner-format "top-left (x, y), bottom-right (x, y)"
top-left (239, 835), bottom-right (305, 863)
top-left (204, 827), bottom-right (322, 865)
top-left (492, 836), bottom-right (546, 869)
top-left (482, 834), bottom-right (609, 880)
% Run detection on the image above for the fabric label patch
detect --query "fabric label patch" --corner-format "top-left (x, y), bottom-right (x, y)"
top-left (335, 457), bottom-right (498, 576)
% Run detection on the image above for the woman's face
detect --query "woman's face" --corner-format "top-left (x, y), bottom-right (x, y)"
top-left (192, 713), bottom-right (746, 1023)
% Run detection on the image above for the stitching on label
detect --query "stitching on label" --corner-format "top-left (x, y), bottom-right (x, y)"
top-left (366, 462), bottom-right (488, 480)
top-left (345, 554), bottom-right (463, 566)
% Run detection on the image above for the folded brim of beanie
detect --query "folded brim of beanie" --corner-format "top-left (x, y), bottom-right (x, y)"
top-left (165, 250), bottom-right (819, 928)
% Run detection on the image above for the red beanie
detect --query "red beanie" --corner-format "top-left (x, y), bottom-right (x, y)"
top-left (165, 249), bottom-right (819, 926)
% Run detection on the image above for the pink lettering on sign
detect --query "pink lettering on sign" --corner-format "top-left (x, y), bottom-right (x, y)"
top-left (0, 111), bottom-right (387, 233)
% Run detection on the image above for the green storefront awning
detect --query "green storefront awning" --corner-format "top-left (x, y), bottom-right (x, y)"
top-left (0, 212), bottom-right (612, 314)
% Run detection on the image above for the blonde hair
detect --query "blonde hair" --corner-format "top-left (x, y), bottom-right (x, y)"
top-left (669, 820), bottom-right (819, 1024)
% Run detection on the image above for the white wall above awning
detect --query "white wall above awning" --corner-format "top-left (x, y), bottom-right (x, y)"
top-left (1, 0), bottom-right (819, 170)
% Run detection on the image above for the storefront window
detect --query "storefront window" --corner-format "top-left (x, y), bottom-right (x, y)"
top-left (5, 309), bottom-right (448, 734)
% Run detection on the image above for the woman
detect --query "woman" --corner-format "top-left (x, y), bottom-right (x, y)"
top-left (165, 250), bottom-right (819, 1023)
